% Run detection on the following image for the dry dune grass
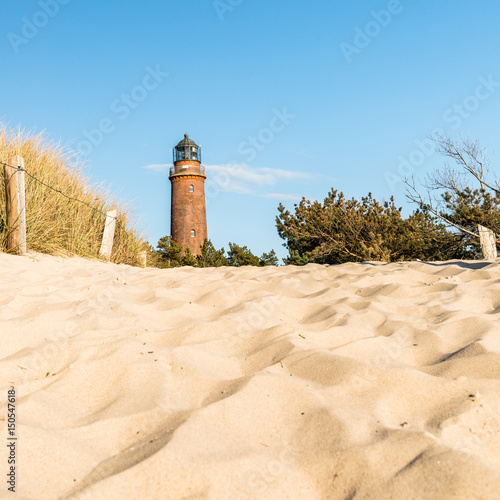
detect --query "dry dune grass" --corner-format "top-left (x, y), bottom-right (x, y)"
top-left (0, 125), bottom-right (147, 265)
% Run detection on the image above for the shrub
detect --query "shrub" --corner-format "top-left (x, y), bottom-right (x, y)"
top-left (276, 190), bottom-right (466, 264)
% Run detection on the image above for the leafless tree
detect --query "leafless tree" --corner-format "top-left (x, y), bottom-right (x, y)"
top-left (404, 135), bottom-right (500, 254)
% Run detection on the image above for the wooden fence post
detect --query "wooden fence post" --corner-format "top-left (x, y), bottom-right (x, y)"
top-left (17, 157), bottom-right (26, 256)
top-left (4, 156), bottom-right (26, 255)
top-left (99, 210), bottom-right (117, 260)
top-left (140, 250), bottom-right (147, 268)
top-left (478, 224), bottom-right (497, 259)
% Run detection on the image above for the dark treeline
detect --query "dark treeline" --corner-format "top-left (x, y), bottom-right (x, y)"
top-left (149, 237), bottom-right (278, 268)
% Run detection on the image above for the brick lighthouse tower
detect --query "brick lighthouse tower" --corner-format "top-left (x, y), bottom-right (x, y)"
top-left (169, 134), bottom-right (207, 255)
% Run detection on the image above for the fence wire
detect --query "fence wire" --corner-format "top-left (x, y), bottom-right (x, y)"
top-left (1, 160), bottom-right (119, 229)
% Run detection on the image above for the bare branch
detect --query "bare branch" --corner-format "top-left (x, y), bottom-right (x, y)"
top-left (431, 133), bottom-right (499, 195)
top-left (404, 176), bottom-right (500, 243)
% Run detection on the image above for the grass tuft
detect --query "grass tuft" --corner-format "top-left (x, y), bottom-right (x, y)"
top-left (0, 125), bottom-right (148, 266)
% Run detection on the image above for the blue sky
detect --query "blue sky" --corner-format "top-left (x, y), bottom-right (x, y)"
top-left (2, 1), bottom-right (500, 261)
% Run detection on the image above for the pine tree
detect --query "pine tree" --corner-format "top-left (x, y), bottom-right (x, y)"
top-left (276, 190), bottom-right (465, 264)
top-left (196, 239), bottom-right (228, 267)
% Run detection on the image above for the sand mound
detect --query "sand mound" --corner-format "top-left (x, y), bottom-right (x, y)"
top-left (1, 254), bottom-right (500, 499)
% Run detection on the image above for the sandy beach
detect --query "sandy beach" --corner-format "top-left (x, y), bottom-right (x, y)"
top-left (1, 253), bottom-right (500, 499)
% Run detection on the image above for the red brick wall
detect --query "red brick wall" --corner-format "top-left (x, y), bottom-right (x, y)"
top-left (170, 167), bottom-right (207, 255)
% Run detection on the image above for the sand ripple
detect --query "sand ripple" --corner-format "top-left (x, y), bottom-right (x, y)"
top-left (0, 255), bottom-right (499, 499)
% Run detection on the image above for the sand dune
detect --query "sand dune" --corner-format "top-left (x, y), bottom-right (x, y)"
top-left (1, 253), bottom-right (500, 499)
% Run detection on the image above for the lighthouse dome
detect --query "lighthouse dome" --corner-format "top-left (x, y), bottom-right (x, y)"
top-left (176, 133), bottom-right (198, 148)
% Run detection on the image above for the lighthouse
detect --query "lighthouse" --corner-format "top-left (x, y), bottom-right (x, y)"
top-left (169, 134), bottom-right (207, 255)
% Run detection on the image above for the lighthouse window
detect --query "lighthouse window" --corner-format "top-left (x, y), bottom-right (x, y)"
top-left (191, 229), bottom-right (195, 237)
top-left (189, 185), bottom-right (194, 193)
